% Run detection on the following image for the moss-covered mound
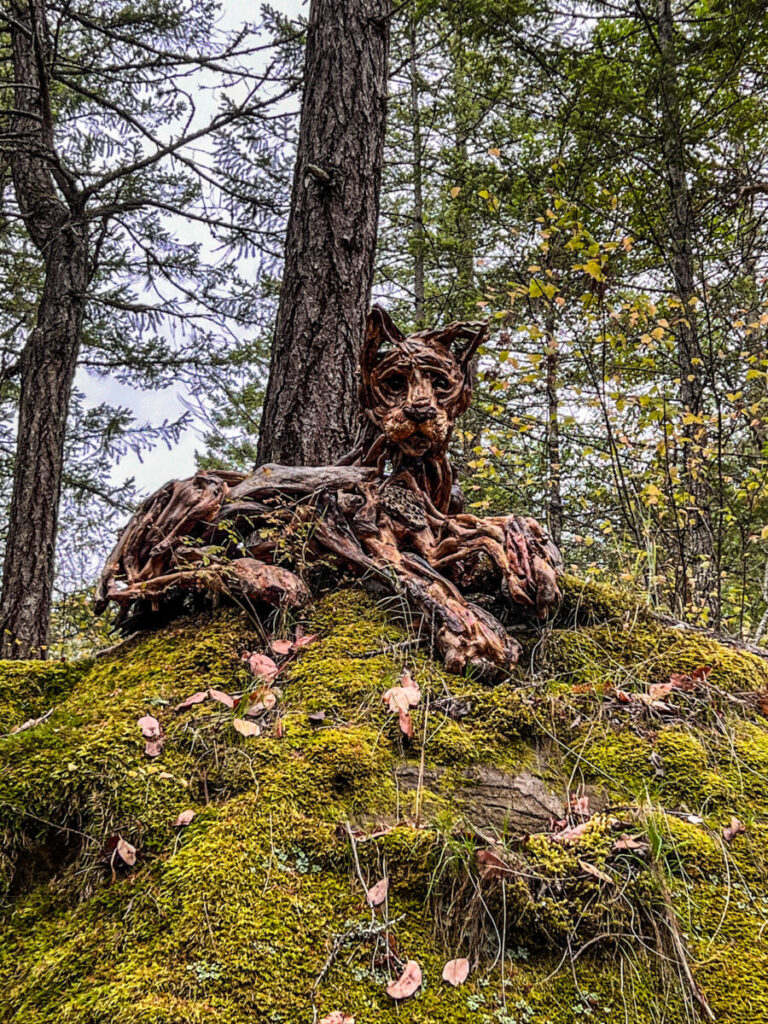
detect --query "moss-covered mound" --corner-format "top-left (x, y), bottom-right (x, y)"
top-left (2, 578), bottom-right (768, 1023)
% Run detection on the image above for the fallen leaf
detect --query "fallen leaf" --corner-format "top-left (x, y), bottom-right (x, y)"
top-left (137, 714), bottom-right (162, 739)
top-left (383, 686), bottom-right (411, 714)
top-left (270, 638), bottom-right (293, 656)
top-left (615, 689), bottom-right (632, 703)
top-left (669, 672), bottom-right (694, 692)
top-left (612, 834), bottom-right (649, 852)
top-left (442, 957), bottom-right (470, 986)
top-left (569, 794), bottom-right (590, 816)
top-left (173, 809), bottom-right (196, 827)
top-left (367, 877), bottom-right (389, 907)
top-left (246, 690), bottom-right (277, 715)
top-left (308, 710), bottom-right (326, 727)
top-left (294, 633), bottom-right (318, 648)
top-left (579, 859), bottom-right (614, 884)
top-left (648, 682), bottom-right (673, 701)
top-left (399, 668), bottom-right (421, 705)
top-left (145, 737), bottom-right (165, 758)
top-left (386, 959), bottom-right (422, 1001)
top-left (248, 653), bottom-right (279, 681)
top-left (208, 688), bottom-right (235, 709)
top-left (398, 709), bottom-right (414, 738)
top-left (476, 847), bottom-right (511, 878)
top-left (685, 814), bottom-right (704, 825)
top-left (175, 691), bottom-right (207, 711)
top-left (116, 837), bottom-right (136, 866)
top-left (691, 665), bottom-right (712, 683)
top-left (275, 718), bottom-right (285, 738)
top-left (233, 718), bottom-right (261, 737)
top-left (723, 816), bottom-right (745, 842)
top-left (552, 821), bottom-right (591, 844)
top-left (318, 1013), bottom-right (355, 1024)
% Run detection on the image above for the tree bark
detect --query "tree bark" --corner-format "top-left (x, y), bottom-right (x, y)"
top-left (0, 0), bottom-right (88, 658)
top-left (655, 0), bottom-right (718, 624)
top-left (257, 0), bottom-right (391, 466)
top-left (409, 18), bottom-right (426, 327)
top-left (544, 325), bottom-right (563, 548)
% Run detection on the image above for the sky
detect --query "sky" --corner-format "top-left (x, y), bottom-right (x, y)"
top-left (78, 0), bottom-right (306, 493)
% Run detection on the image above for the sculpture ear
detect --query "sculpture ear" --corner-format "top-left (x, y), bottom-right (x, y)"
top-left (362, 305), bottom-right (405, 379)
top-left (433, 321), bottom-right (489, 374)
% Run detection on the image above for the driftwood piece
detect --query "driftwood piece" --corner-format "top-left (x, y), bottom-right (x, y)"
top-left (96, 307), bottom-right (563, 677)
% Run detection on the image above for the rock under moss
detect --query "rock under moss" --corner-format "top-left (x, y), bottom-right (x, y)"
top-left (1, 584), bottom-right (768, 1023)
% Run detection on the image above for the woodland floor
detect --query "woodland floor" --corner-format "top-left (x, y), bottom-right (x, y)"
top-left (2, 577), bottom-right (768, 1023)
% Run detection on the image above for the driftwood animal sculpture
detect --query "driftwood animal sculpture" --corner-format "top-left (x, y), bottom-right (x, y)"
top-left (95, 307), bottom-right (562, 677)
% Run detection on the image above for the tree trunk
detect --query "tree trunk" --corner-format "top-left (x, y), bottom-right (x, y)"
top-left (257, 0), bottom-right (391, 466)
top-left (409, 18), bottom-right (425, 327)
top-left (0, 0), bottom-right (88, 658)
top-left (544, 326), bottom-right (563, 548)
top-left (655, 0), bottom-right (718, 624)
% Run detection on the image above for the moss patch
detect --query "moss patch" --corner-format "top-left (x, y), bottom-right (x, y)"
top-left (2, 583), bottom-right (768, 1022)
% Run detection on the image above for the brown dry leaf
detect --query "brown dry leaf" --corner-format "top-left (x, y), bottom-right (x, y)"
top-left (723, 816), bottom-right (745, 842)
top-left (271, 639), bottom-right (293, 656)
top-left (145, 737), bottom-right (165, 758)
top-left (116, 837), bottom-right (136, 866)
top-left (398, 709), bottom-right (414, 739)
top-left (476, 847), bottom-right (511, 879)
top-left (648, 682), bottom-right (674, 702)
top-left (579, 859), bottom-right (614, 884)
top-left (208, 688), bottom-right (235, 709)
top-left (137, 714), bottom-right (162, 739)
top-left (669, 672), bottom-right (694, 692)
top-left (308, 710), bottom-right (326, 727)
top-left (233, 718), bottom-right (261, 738)
top-left (691, 665), bottom-right (712, 683)
top-left (318, 1013), bottom-right (355, 1024)
top-left (367, 877), bottom-right (389, 907)
top-left (274, 718), bottom-right (285, 738)
top-left (612, 834), bottom-right (649, 852)
top-left (246, 689), bottom-right (277, 715)
top-left (442, 957), bottom-right (470, 986)
top-left (173, 809), bottom-right (196, 827)
top-left (552, 821), bottom-right (591, 844)
top-left (248, 653), bottom-right (279, 681)
top-left (386, 959), bottom-right (422, 1001)
top-left (615, 689), bottom-right (632, 703)
top-left (294, 633), bottom-right (318, 648)
top-left (175, 691), bottom-right (207, 711)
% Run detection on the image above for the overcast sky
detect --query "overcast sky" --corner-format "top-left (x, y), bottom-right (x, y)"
top-left (79, 0), bottom-right (306, 492)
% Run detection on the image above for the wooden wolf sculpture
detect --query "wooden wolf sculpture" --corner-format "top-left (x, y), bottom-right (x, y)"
top-left (95, 307), bottom-right (562, 677)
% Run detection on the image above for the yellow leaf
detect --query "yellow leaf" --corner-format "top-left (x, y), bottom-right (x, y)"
top-left (450, 186), bottom-right (461, 198)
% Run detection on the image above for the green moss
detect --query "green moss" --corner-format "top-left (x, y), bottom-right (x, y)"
top-left (2, 583), bottom-right (768, 1022)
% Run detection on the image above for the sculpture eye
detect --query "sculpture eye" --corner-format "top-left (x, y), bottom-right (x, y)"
top-left (383, 373), bottom-right (407, 394)
top-left (433, 375), bottom-right (451, 392)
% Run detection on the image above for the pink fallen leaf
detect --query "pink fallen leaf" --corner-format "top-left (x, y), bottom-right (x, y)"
top-left (579, 859), bottom-right (614, 884)
top-left (137, 714), bottom-right (162, 739)
top-left (723, 816), bottom-right (745, 842)
top-left (552, 821), bottom-right (591, 844)
top-left (175, 691), bottom-right (207, 711)
top-left (648, 682), bottom-right (674, 702)
top-left (383, 686), bottom-right (411, 714)
top-left (233, 718), bottom-right (261, 737)
top-left (386, 959), bottom-right (422, 1001)
top-left (319, 1014), bottom-right (355, 1024)
top-left (294, 633), bottom-right (318, 648)
top-left (248, 653), bottom-right (279, 681)
top-left (615, 689), bottom-right (632, 703)
top-left (399, 668), bottom-right (421, 705)
top-left (145, 737), bottom-right (165, 758)
top-left (442, 957), bottom-right (470, 986)
top-left (173, 809), bottom-right (196, 827)
top-left (398, 709), bottom-right (413, 739)
top-left (271, 638), bottom-right (293, 656)
top-left (367, 877), bottom-right (389, 907)
top-left (569, 794), bottom-right (590, 817)
top-left (246, 691), bottom-right (277, 715)
top-left (612, 834), bottom-right (649, 852)
top-left (208, 688), bottom-right (235, 709)
top-left (116, 837), bottom-right (136, 866)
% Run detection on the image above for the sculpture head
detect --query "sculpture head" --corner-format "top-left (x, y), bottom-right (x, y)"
top-left (360, 305), bottom-right (487, 460)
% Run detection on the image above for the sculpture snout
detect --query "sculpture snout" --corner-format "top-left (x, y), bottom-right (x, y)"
top-left (404, 404), bottom-right (437, 423)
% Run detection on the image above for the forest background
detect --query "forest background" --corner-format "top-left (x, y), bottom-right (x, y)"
top-left (2, 0), bottom-right (768, 654)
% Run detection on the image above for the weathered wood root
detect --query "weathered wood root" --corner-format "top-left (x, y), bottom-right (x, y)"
top-left (96, 464), bottom-right (561, 679)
